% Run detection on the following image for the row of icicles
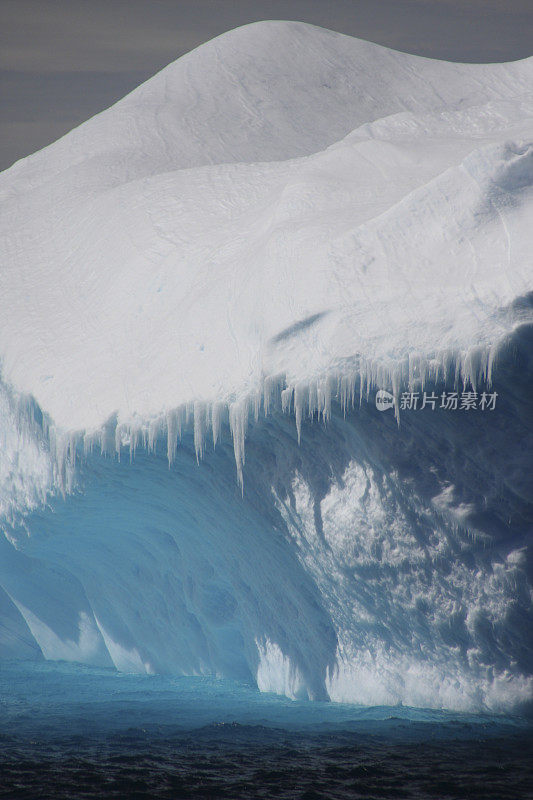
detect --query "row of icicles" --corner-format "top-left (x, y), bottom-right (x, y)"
top-left (33, 342), bottom-right (497, 492)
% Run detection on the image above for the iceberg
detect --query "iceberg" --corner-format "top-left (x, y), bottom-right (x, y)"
top-left (0, 21), bottom-right (532, 713)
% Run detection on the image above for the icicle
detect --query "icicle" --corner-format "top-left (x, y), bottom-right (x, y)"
top-left (487, 342), bottom-right (496, 387)
top-left (339, 376), bottom-right (347, 417)
top-left (229, 400), bottom-right (249, 492)
top-left (281, 386), bottom-right (293, 414)
top-left (463, 345), bottom-right (487, 392)
top-left (350, 372), bottom-right (356, 409)
top-left (392, 368), bottom-right (401, 426)
top-left (129, 427), bottom-right (136, 463)
top-left (420, 356), bottom-right (428, 390)
top-left (166, 410), bottom-right (178, 466)
top-left (408, 352), bottom-right (416, 389)
top-left (442, 349), bottom-right (453, 385)
top-left (194, 401), bottom-right (206, 463)
top-left (68, 433), bottom-right (77, 466)
top-left (454, 355), bottom-right (461, 389)
top-left (83, 431), bottom-right (93, 457)
top-left (212, 402), bottom-right (222, 448)
top-left (114, 424), bottom-right (122, 460)
top-left (365, 361), bottom-right (372, 401)
top-left (322, 376), bottom-right (333, 421)
top-left (294, 383), bottom-right (307, 444)
top-left (52, 430), bottom-right (69, 494)
top-left (263, 376), bottom-right (274, 417)
top-left (308, 381), bottom-right (318, 420)
top-left (148, 418), bottom-right (159, 454)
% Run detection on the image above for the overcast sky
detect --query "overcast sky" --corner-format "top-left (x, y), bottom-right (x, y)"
top-left (1, 0), bottom-right (532, 171)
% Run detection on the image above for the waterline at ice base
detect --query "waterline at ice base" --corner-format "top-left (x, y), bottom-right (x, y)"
top-left (1, 17), bottom-right (532, 733)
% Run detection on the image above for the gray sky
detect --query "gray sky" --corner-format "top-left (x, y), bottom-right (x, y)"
top-left (1, 0), bottom-right (532, 171)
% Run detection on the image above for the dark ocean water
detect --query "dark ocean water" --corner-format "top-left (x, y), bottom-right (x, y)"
top-left (0, 662), bottom-right (531, 800)
top-left (1, 725), bottom-right (532, 800)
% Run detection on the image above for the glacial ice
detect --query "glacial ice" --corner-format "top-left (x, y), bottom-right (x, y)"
top-left (0, 21), bottom-right (532, 713)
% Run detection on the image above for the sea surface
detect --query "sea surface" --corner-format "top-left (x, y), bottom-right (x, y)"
top-left (0, 661), bottom-right (531, 799)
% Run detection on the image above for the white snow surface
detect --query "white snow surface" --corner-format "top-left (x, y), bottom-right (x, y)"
top-left (0, 20), bottom-right (532, 437)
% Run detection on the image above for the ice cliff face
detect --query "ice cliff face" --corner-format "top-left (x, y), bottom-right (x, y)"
top-left (0, 21), bottom-right (532, 712)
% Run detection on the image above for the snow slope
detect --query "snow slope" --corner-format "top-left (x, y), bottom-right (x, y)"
top-left (0, 22), bottom-right (532, 712)
top-left (1, 20), bottom-right (532, 434)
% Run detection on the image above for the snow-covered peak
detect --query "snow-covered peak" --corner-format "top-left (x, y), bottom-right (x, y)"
top-left (3, 21), bottom-right (531, 189)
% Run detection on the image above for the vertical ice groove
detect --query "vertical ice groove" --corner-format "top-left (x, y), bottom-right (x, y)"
top-left (454, 357), bottom-right (462, 389)
top-left (263, 376), bottom-right (273, 417)
top-left (253, 390), bottom-right (261, 422)
top-left (420, 356), bottom-right (428, 390)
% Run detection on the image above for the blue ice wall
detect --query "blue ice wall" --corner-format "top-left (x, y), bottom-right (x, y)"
top-left (0, 324), bottom-right (532, 713)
